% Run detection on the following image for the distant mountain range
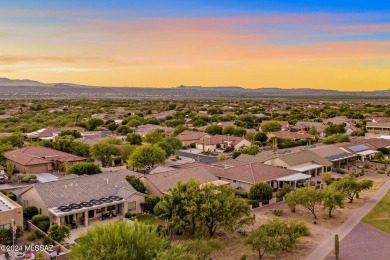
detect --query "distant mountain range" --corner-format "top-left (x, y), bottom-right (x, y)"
top-left (0, 78), bottom-right (389, 99)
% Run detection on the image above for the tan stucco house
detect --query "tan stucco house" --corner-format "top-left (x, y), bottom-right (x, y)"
top-left (0, 192), bottom-right (23, 229)
top-left (4, 146), bottom-right (86, 174)
top-left (17, 171), bottom-right (145, 227)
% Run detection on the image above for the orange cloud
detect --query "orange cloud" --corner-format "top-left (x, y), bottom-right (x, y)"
top-left (1, 12), bottom-right (390, 90)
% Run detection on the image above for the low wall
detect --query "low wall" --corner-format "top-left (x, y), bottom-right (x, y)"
top-left (26, 221), bottom-right (69, 260)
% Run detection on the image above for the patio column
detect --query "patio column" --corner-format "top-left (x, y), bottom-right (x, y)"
top-left (56, 217), bottom-right (61, 226)
top-left (294, 181), bottom-right (297, 189)
top-left (84, 211), bottom-right (88, 227)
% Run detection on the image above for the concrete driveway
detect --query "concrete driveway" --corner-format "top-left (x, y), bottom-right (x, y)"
top-left (36, 173), bottom-right (59, 183)
top-left (175, 150), bottom-right (218, 164)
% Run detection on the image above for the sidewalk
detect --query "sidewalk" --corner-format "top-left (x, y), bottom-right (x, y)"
top-left (306, 179), bottom-right (390, 260)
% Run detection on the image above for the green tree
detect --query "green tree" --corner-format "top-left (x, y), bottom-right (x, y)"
top-left (156, 141), bottom-right (174, 156)
top-left (70, 221), bottom-right (168, 260)
top-left (240, 145), bottom-right (260, 155)
top-left (58, 130), bottom-right (82, 138)
top-left (174, 125), bottom-right (188, 135)
top-left (155, 243), bottom-right (194, 260)
top-left (322, 134), bottom-right (350, 144)
top-left (253, 132), bottom-right (268, 143)
top-left (308, 126), bottom-right (319, 136)
top-left (334, 176), bottom-right (373, 203)
top-left (127, 144), bottom-right (167, 169)
top-left (127, 119), bottom-right (142, 127)
top-left (66, 162), bottom-right (102, 175)
top-left (164, 136), bottom-right (182, 150)
top-left (90, 141), bottom-right (121, 167)
top-left (324, 123), bottom-right (346, 135)
top-left (119, 144), bottom-right (136, 161)
top-left (126, 133), bottom-right (143, 145)
top-left (245, 218), bottom-right (310, 259)
top-left (198, 184), bottom-right (254, 237)
top-left (23, 206), bottom-right (39, 220)
top-left (374, 151), bottom-right (384, 161)
top-left (31, 214), bottom-right (50, 232)
top-left (261, 121), bottom-right (282, 133)
top-left (125, 175), bottom-right (146, 193)
top-left (222, 126), bottom-right (235, 136)
top-left (248, 182), bottom-right (273, 203)
top-left (1, 133), bottom-right (24, 147)
top-left (5, 160), bottom-right (15, 180)
top-left (53, 135), bottom-right (75, 153)
top-left (146, 194), bottom-right (160, 214)
top-left (154, 179), bottom-right (201, 234)
top-left (321, 186), bottom-right (346, 217)
top-left (183, 238), bottom-right (223, 260)
top-left (116, 125), bottom-right (133, 135)
top-left (285, 187), bottom-right (323, 219)
top-left (48, 224), bottom-right (70, 242)
top-left (205, 124), bottom-right (223, 135)
top-left (234, 127), bottom-right (247, 137)
top-left (144, 131), bottom-right (163, 144)
top-left (0, 144), bottom-right (13, 164)
top-left (70, 141), bottom-right (90, 157)
top-left (164, 119), bottom-right (185, 127)
top-left (86, 118), bottom-right (104, 131)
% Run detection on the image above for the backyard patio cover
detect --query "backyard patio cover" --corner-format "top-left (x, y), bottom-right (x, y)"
top-left (276, 173), bottom-right (312, 182)
top-left (356, 150), bottom-right (377, 156)
top-left (289, 163), bottom-right (323, 172)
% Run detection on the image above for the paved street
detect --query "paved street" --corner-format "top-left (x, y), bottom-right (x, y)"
top-left (306, 179), bottom-right (390, 260)
top-left (175, 150), bottom-right (218, 164)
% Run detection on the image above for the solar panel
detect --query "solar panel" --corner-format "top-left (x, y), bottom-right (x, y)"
top-left (326, 153), bottom-right (355, 161)
top-left (348, 144), bottom-right (370, 153)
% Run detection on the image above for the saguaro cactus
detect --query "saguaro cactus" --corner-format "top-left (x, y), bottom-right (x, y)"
top-left (335, 234), bottom-right (340, 259)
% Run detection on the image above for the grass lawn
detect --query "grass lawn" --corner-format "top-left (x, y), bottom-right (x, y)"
top-left (363, 190), bottom-right (390, 234)
top-left (135, 214), bottom-right (165, 226)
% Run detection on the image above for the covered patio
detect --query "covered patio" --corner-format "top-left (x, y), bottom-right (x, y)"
top-left (276, 173), bottom-right (312, 189)
top-left (290, 163), bottom-right (325, 177)
top-left (356, 150), bottom-right (378, 161)
top-left (49, 196), bottom-right (128, 228)
top-left (63, 216), bottom-right (133, 244)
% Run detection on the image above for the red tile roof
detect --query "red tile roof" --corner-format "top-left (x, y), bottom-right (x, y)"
top-left (5, 146), bottom-right (86, 166)
top-left (195, 135), bottom-right (245, 146)
top-left (269, 131), bottom-right (314, 140)
top-left (204, 162), bottom-right (297, 184)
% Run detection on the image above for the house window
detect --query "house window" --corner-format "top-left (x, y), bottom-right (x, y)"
top-left (96, 208), bottom-right (104, 214)
top-left (128, 201), bottom-right (136, 212)
top-left (0, 224), bottom-right (11, 229)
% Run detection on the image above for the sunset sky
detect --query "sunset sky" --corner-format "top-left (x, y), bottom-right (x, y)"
top-left (1, 1), bottom-right (390, 90)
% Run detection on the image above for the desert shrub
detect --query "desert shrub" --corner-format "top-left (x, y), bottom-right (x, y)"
top-left (17, 174), bottom-right (37, 183)
top-left (27, 232), bottom-right (37, 241)
top-left (23, 206), bottom-right (39, 220)
top-left (272, 209), bottom-right (284, 216)
top-left (31, 214), bottom-right (50, 233)
top-left (247, 200), bottom-right (260, 208)
top-left (234, 189), bottom-right (248, 198)
top-left (276, 184), bottom-right (293, 198)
